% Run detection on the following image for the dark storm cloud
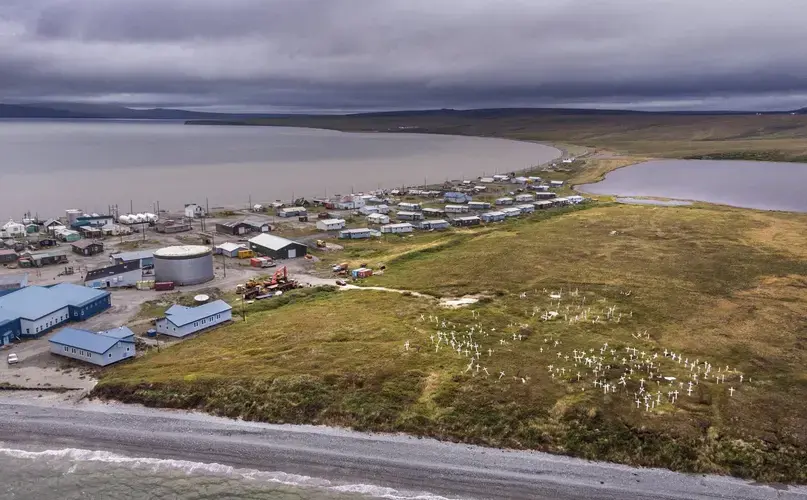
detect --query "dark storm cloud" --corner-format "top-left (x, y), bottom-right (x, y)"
top-left (1, 0), bottom-right (805, 111)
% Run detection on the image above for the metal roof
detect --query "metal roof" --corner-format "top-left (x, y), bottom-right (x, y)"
top-left (341, 228), bottom-right (372, 234)
top-left (111, 250), bottom-right (155, 262)
top-left (382, 223), bottom-right (414, 229)
top-left (49, 283), bottom-right (110, 308)
top-left (216, 242), bottom-right (247, 253)
top-left (0, 249), bottom-right (17, 256)
top-left (85, 260), bottom-right (141, 281)
top-left (249, 233), bottom-right (305, 251)
top-left (0, 286), bottom-right (69, 320)
top-left (319, 219), bottom-right (345, 224)
top-left (71, 239), bottom-right (102, 249)
top-left (97, 326), bottom-right (135, 340)
top-left (49, 328), bottom-right (126, 354)
top-left (163, 299), bottom-right (232, 327)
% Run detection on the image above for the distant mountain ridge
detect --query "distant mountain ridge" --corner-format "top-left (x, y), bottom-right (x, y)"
top-left (1, 102), bottom-right (806, 120)
top-left (0, 102), bottom-right (290, 120)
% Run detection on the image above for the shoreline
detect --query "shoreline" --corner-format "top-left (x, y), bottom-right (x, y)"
top-left (1, 397), bottom-right (805, 500)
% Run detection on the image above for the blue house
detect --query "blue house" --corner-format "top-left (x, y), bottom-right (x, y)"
top-left (49, 327), bottom-right (135, 366)
top-left (0, 311), bottom-right (22, 346)
top-left (0, 284), bottom-right (110, 339)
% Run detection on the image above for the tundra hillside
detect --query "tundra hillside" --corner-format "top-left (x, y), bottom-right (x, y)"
top-left (97, 158), bottom-right (807, 482)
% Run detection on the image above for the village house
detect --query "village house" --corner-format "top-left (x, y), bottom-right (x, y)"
top-left (451, 216), bottom-right (482, 227)
top-left (339, 228), bottom-right (374, 239)
top-left (397, 202), bottom-right (422, 211)
top-left (495, 197), bottom-right (514, 206)
top-left (49, 327), bottom-right (135, 366)
top-left (444, 192), bottom-right (472, 204)
top-left (445, 204), bottom-right (470, 214)
top-left (397, 211), bottom-right (424, 221)
top-left (84, 261), bottom-right (142, 289)
top-left (277, 206), bottom-right (307, 218)
top-left (315, 218), bottom-right (346, 231)
top-left (184, 203), bottom-right (206, 218)
top-left (422, 208), bottom-right (445, 217)
top-left (215, 242), bottom-right (248, 258)
top-left (155, 300), bottom-right (233, 338)
top-left (481, 211), bottom-right (506, 223)
top-left (71, 240), bottom-right (104, 256)
top-left (216, 220), bottom-right (253, 236)
top-left (501, 207), bottom-right (523, 218)
top-left (380, 223), bottom-right (414, 234)
top-left (366, 213), bottom-right (391, 225)
top-left (515, 193), bottom-right (536, 203)
top-left (248, 234), bottom-right (307, 259)
top-left (467, 201), bottom-right (491, 210)
top-left (419, 219), bottom-right (451, 230)
top-left (516, 204), bottom-right (536, 214)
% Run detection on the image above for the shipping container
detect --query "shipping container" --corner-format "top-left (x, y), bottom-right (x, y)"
top-left (154, 281), bottom-right (175, 291)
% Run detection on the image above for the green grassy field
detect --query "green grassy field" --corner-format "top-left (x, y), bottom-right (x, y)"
top-left (97, 198), bottom-right (807, 482)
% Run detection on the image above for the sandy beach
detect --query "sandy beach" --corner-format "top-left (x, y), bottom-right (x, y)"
top-left (1, 396), bottom-right (805, 500)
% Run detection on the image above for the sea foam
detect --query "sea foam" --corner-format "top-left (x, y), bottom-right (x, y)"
top-left (0, 446), bottom-right (460, 500)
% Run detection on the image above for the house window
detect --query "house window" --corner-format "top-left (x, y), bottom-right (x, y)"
top-left (63, 346), bottom-right (68, 352)
top-left (71, 348), bottom-right (76, 354)
top-left (108, 353), bottom-right (112, 358)
top-left (26, 329), bottom-right (29, 334)
top-left (88, 353), bottom-right (92, 358)
top-left (79, 350), bottom-right (84, 356)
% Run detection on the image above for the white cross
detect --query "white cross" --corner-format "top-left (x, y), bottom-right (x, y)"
top-left (404, 341), bottom-right (410, 351)
top-left (499, 371), bottom-right (505, 380)
top-left (729, 387), bottom-right (735, 397)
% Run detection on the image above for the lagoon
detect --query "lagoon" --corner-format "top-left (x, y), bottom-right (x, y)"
top-left (578, 159), bottom-right (807, 212)
top-left (0, 120), bottom-right (560, 217)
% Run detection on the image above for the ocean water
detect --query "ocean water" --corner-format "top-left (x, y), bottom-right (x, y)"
top-left (0, 445), bottom-right (453, 500)
top-left (0, 120), bottom-right (559, 217)
top-left (578, 159), bottom-right (807, 212)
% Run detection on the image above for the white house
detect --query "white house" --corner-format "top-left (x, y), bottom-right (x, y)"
top-left (481, 211), bottom-right (506, 222)
top-left (512, 176), bottom-right (529, 185)
top-left (444, 205), bottom-right (470, 214)
top-left (493, 174), bottom-right (510, 182)
top-left (515, 193), bottom-right (536, 203)
top-left (2, 220), bottom-right (25, 237)
top-left (516, 204), bottom-right (536, 214)
top-left (367, 213), bottom-right (391, 225)
top-left (550, 180), bottom-right (565, 188)
top-left (155, 300), bottom-right (233, 338)
top-left (184, 203), bottom-right (206, 218)
top-left (359, 205), bottom-right (380, 215)
top-left (339, 228), bottom-right (373, 239)
top-left (49, 327), bottom-right (135, 366)
top-left (316, 219), bottom-right (346, 231)
top-left (495, 197), bottom-right (514, 206)
top-left (376, 204), bottom-right (391, 214)
top-left (479, 177), bottom-right (495, 183)
top-left (277, 206), bottom-right (307, 218)
top-left (84, 261), bottom-right (142, 289)
top-left (380, 223), bottom-right (414, 234)
top-left (501, 207), bottom-right (523, 218)
top-left (397, 211), bottom-right (424, 221)
top-left (567, 195), bottom-right (586, 204)
top-left (397, 202), bottom-right (422, 211)
top-left (337, 195), bottom-right (366, 210)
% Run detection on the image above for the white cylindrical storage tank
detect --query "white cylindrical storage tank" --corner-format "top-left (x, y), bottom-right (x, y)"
top-left (119, 215), bottom-right (132, 224)
top-left (153, 245), bottom-right (214, 286)
top-left (66, 209), bottom-right (82, 225)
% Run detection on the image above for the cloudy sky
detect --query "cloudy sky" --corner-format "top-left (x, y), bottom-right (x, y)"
top-left (1, 0), bottom-right (805, 112)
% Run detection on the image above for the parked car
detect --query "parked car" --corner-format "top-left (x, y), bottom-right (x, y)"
top-left (7, 353), bottom-right (19, 364)
top-left (335, 279), bottom-right (347, 286)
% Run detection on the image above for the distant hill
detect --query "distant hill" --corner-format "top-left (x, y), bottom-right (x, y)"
top-left (0, 102), bottom-right (290, 120)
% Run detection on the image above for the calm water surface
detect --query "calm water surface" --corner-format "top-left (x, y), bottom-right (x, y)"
top-left (0, 120), bottom-right (559, 217)
top-left (579, 159), bottom-right (807, 212)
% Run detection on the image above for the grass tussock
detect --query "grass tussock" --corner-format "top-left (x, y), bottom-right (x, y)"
top-left (97, 203), bottom-right (807, 483)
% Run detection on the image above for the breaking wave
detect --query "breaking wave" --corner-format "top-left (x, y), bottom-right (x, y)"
top-left (0, 446), bottom-right (458, 500)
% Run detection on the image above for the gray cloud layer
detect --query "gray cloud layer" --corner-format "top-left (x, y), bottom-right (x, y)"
top-left (1, 0), bottom-right (805, 111)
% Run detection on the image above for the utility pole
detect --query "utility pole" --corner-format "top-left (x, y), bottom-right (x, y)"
top-left (222, 253), bottom-right (226, 278)
top-left (130, 200), bottom-right (133, 215)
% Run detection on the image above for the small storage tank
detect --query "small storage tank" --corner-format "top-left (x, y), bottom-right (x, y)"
top-left (66, 209), bottom-right (82, 225)
top-left (153, 245), bottom-right (214, 286)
